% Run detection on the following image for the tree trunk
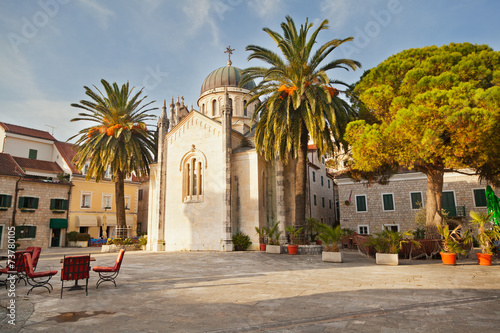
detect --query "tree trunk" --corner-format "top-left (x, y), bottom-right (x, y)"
top-left (115, 169), bottom-right (127, 239)
top-left (295, 121), bottom-right (308, 228)
top-left (425, 167), bottom-right (444, 239)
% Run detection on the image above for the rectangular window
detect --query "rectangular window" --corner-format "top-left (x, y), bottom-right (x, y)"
top-left (125, 195), bottom-right (131, 210)
top-left (138, 189), bottom-right (143, 201)
top-left (384, 224), bottom-right (400, 232)
top-left (382, 193), bottom-right (395, 211)
top-left (328, 179), bottom-right (330, 189)
top-left (335, 201), bottom-right (340, 221)
top-left (0, 194), bottom-right (12, 209)
top-left (473, 189), bottom-right (487, 207)
top-left (28, 149), bottom-right (37, 159)
top-left (314, 195), bottom-right (317, 206)
top-left (18, 196), bottom-right (39, 210)
top-left (16, 225), bottom-right (37, 239)
top-left (312, 171), bottom-right (316, 182)
top-left (50, 198), bottom-right (68, 211)
top-left (356, 195), bottom-right (367, 212)
top-left (321, 176), bottom-right (324, 186)
top-left (410, 192), bottom-right (423, 210)
top-left (322, 197), bottom-right (325, 208)
top-left (102, 194), bottom-right (112, 210)
top-left (358, 225), bottom-right (369, 235)
top-left (79, 227), bottom-right (89, 234)
top-left (81, 193), bottom-right (91, 209)
top-left (329, 200), bottom-right (332, 209)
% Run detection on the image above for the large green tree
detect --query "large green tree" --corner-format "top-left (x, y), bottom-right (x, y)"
top-left (345, 43), bottom-right (500, 238)
top-left (70, 79), bottom-right (157, 238)
top-left (241, 16), bottom-right (361, 227)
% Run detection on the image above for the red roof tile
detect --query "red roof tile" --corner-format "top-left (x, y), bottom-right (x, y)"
top-left (54, 141), bottom-right (80, 174)
top-left (12, 156), bottom-right (63, 174)
top-left (0, 122), bottom-right (56, 141)
top-left (0, 153), bottom-right (25, 177)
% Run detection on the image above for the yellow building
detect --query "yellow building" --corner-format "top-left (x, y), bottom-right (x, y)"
top-left (57, 141), bottom-right (140, 239)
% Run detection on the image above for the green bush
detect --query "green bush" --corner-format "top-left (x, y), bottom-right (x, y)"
top-left (76, 233), bottom-right (90, 242)
top-left (138, 236), bottom-right (147, 246)
top-left (123, 238), bottom-right (133, 245)
top-left (112, 238), bottom-right (124, 245)
top-left (232, 232), bottom-right (252, 251)
top-left (67, 231), bottom-right (79, 242)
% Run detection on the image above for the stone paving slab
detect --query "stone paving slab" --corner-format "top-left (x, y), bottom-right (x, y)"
top-left (1, 249), bottom-right (500, 332)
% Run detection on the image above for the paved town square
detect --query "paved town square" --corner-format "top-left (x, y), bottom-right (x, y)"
top-left (2, 248), bottom-right (500, 332)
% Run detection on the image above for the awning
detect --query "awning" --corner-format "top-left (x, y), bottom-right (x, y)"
top-left (76, 215), bottom-right (98, 227)
top-left (50, 218), bottom-right (68, 229)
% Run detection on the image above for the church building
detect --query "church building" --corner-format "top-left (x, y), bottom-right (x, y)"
top-left (147, 50), bottom-right (336, 252)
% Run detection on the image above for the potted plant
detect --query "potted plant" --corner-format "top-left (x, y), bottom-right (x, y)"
top-left (255, 226), bottom-right (267, 251)
top-left (138, 235), bottom-right (147, 250)
top-left (317, 223), bottom-right (344, 263)
top-left (285, 226), bottom-right (303, 255)
top-left (265, 222), bottom-right (283, 254)
top-left (470, 211), bottom-right (500, 266)
top-left (232, 232), bottom-right (252, 251)
top-left (367, 229), bottom-right (420, 265)
top-left (436, 223), bottom-right (472, 265)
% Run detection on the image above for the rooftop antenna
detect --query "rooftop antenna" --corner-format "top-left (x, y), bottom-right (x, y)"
top-left (45, 125), bottom-right (55, 135)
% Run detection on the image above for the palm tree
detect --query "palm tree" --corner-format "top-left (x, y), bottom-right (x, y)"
top-left (70, 79), bottom-right (157, 238)
top-left (240, 16), bottom-right (361, 227)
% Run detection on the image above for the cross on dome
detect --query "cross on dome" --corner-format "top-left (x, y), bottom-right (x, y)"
top-left (225, 44), bottom-right (235, 66)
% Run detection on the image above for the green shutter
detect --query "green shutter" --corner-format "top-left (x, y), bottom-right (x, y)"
top-left (474, 189), bottom-right (487, 207)
top-left (442, 192), bottom-right (456, 216)
top-left (6, 195), bottom-right (12, 207)
top-left (50, 199), bottom-right (56, 210)
top-left (356, 196), bottom-right (367, 212)
top-left (383, 194), bottom-right (394, 210)
top-left (18, 197), bottom-right (25, 209)
top-left (33, 197), bottom-right (39, 209)
top-left (62, 199), bottom-right (69, 210)
top-left (28, 226), bottom-right (37, 238)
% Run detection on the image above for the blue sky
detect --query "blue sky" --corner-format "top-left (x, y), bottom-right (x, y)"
top-left (1, 0), bottom-right (499, 142)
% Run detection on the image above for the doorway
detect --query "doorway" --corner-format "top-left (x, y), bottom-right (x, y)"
top-left (51, 228), bottom-right (61, 247)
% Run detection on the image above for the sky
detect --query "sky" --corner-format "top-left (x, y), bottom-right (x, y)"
top-left (1, 0), bottom-right (499, 142)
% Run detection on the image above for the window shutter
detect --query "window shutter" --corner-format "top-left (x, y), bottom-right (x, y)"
top-left (28, 226), bottom-right (37, 238)
top-left (6, 195), bottom-right (12, 207)
top-left (383, 194), bottom-right (394, 210)
top-left (18, 197), bottom-right (25, 209)
top-left (474, 189), bottom-right (487, 207)
top-left (15, 226), bottom-right (21, 239)
top-left (62, 199), bottom-right (69, 210)
top-left (50, 199), bottom-right (56, 210)
top-left (33, 197), bottom-right (39, 209)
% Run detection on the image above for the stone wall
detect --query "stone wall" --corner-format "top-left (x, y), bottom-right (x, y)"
top-left (337, 172), bottom-right (498, 235)
top-left (11, 179), bottom-right (70, 249)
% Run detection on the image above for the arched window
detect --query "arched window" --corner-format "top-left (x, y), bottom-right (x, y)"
top-left (212, 100), bottom-right (217, 117)
top-left (243, 100), bottom-right (248, 116)
top-left (229, 98), bottom-right (233, 108)
top-left (180, 148), bottom-right (207, 203)
top-left (202, 103), bottom-right (205, 114)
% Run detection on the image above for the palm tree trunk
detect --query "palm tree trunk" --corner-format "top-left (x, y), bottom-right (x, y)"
top-left (295, 121), bottom-right (308, 230)
top-left (425, 167), bottom-right (444, 239)
top-left (115, 169), bottom-right (127, 239)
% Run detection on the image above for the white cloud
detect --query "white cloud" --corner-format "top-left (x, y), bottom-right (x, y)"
top-left (248, 0), bottom-right (285, 19)
top-left (182, 0), bottom-right (225, 45)
top-left (77, 0), bottom-right (115, 30)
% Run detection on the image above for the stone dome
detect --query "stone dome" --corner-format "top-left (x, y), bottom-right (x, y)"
top-left (200, 65), bottom-right (256, 95)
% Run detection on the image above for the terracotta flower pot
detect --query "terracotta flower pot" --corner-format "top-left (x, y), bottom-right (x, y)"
top-left (288, 244), bottom-right (299, 255)
top-left (260, 244), bottom-right (267, 251)
top-left (440, 252), bottom-right (457, 265)
top-left (476, 253), bottom-right (493, 266)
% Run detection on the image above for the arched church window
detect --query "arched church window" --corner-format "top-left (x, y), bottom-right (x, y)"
top-left (243, 100), bottom-right (247, 116)
top-left (202, 104), bottom-right (205, 114)
top-left (212, 100), bottom-right (217, 117)
top-left (180, 147), bottom-right (207, 203)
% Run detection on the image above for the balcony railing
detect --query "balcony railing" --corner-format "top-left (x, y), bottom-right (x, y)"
top-left (444, 206), bottom-right (466, 218)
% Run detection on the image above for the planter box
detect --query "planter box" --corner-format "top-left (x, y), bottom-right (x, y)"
top-left (322, 251), bottom-right (343, 263)
top-left (376, 253), bottom-right (398, 265)
top-left (101, 244), bottom-right (139, 253)
top-left (68, 241), bottom-right (88, 248)
top-left (266, 245), bottom-right (283, 254)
